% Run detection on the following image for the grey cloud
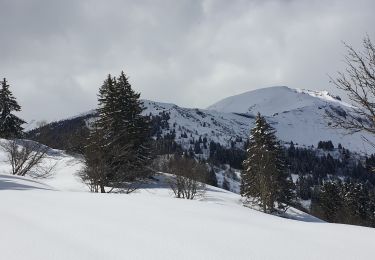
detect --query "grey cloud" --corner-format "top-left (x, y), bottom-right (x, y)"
top-left (0, 0), bottom-right (374, 122)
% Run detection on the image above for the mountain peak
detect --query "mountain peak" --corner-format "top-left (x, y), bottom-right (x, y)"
top-left (207, 86), bottom-right (343, 116)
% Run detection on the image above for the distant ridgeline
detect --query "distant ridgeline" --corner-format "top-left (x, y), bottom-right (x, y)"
top-left (27, 113), bottom-right (93, 154)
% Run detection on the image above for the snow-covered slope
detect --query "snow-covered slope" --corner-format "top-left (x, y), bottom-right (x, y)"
top-left (1, 167), bottom-right (375, 259)
top-left (1, 139), bottom-right (374, 259)
top-left (204, 86), bottom-right (374, 153)
top-left (142, 90), bottom-right (375, 154)
top-left (143, 100), bottom-right (251, 150)
top-left (207, 86), bottom-right (347, 116)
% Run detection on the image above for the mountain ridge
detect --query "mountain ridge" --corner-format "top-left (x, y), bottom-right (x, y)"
top-left (207, 85), bottom-right (349, 116)
top-left (26, 86), bottom-right (375, 154)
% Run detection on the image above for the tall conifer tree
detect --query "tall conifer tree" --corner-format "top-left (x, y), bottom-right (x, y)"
top-left (0, 78), bottom-right (25, 138)
top-left (241, 113), bottom-right (293, 213)
top-left (84, 72), bottom-right (151, 192)
top-left (114, 71), bottom-right (151, 179)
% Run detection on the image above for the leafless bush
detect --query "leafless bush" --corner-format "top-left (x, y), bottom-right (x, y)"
top-left (79, 143), bottom-right (108, 193)
top-left (0, 139), bottom-right (55, 178)
top-left (149, 154), bottom-right (171, 173)
top-left (327, 35), bottom-right (375, 143)
top-left (166, 155), bottom-right (207, 200)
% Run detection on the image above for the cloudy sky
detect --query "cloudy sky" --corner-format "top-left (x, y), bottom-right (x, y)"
top-left (0, 0), bottom-right (374, 122)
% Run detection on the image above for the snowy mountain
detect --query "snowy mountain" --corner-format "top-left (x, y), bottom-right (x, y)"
top-left (207, 86), bottom-right (347, 116)
top-left (206, 86), bottom-right (375, 153)
top-left (143, 100), bottom-right (251, 150)
top-left (142, 86), bottom-right (375, 154)
top-left (27, 86), bottom-right (375, 155)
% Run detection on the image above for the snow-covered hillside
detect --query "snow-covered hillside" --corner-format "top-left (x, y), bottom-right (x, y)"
top-left (1, 157), bottom-right (375, 260)
top-left (147, 86), bottom-right (375, 154)
top-left (207, 86), bottom-right (347, 116)
top-left (143, 100), bottom-right (251, 150)
top-left (141, 86), bottom-right (375, 154)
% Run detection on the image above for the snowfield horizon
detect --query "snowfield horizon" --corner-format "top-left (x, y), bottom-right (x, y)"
top-left (1, 155), bottom-right (375, 260)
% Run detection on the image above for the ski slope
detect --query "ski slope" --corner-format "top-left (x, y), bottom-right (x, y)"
top-left (1, 151), bottom-right (375, 260)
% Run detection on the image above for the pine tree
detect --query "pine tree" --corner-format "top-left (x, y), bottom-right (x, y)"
top-left (83, 75), bottom-right (117, 192)
top-left (96, 74), bottom-right (118, 141)
top-left (318, 181), bottom-right (343, 222)
top-left (222, 177), bottom-right (230, 191)
top-left (84, 72), bottom-right (151, 192)
top-left (206, 168), bottom-right (218, 187)
top-left (296, 175), bottom-right (312, 200)
top-left (114, 71), bottom-right (151, 179)
top-left (81, 124), bottom-right (109, 193)
top-left (241, 113), bottom-right (294, 213)
top-left (0, 78), bottom-right (25, 138)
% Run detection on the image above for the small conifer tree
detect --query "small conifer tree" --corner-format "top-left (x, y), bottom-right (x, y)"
top-left (241, 113), bottom-right (294, 213)
top-left (0, 78), bottom-right (25, 138)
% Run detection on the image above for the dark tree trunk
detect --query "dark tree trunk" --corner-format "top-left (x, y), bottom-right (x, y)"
top-left (100, 183), bottom-right (105, 193)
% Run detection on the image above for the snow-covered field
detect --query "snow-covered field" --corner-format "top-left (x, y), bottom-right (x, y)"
top-left (1, 151), bottom-right (375, 260)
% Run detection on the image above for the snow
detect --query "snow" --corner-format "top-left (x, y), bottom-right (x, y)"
top-left (1, 150), bottom-right (375, 260)
top-left (207, 86), bottom-right (349, 116)
top-left (23, 119), bottom-right (41, 132)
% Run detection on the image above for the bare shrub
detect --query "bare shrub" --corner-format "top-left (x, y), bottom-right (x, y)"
top-left (79, 141), bottom-right (108, 193)
top-left (0, 139), bottom-right (55, 178)
top-left (327, 35), bottom-right (375, 143)
top-left (166, 155), bottom-right (207, 199)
